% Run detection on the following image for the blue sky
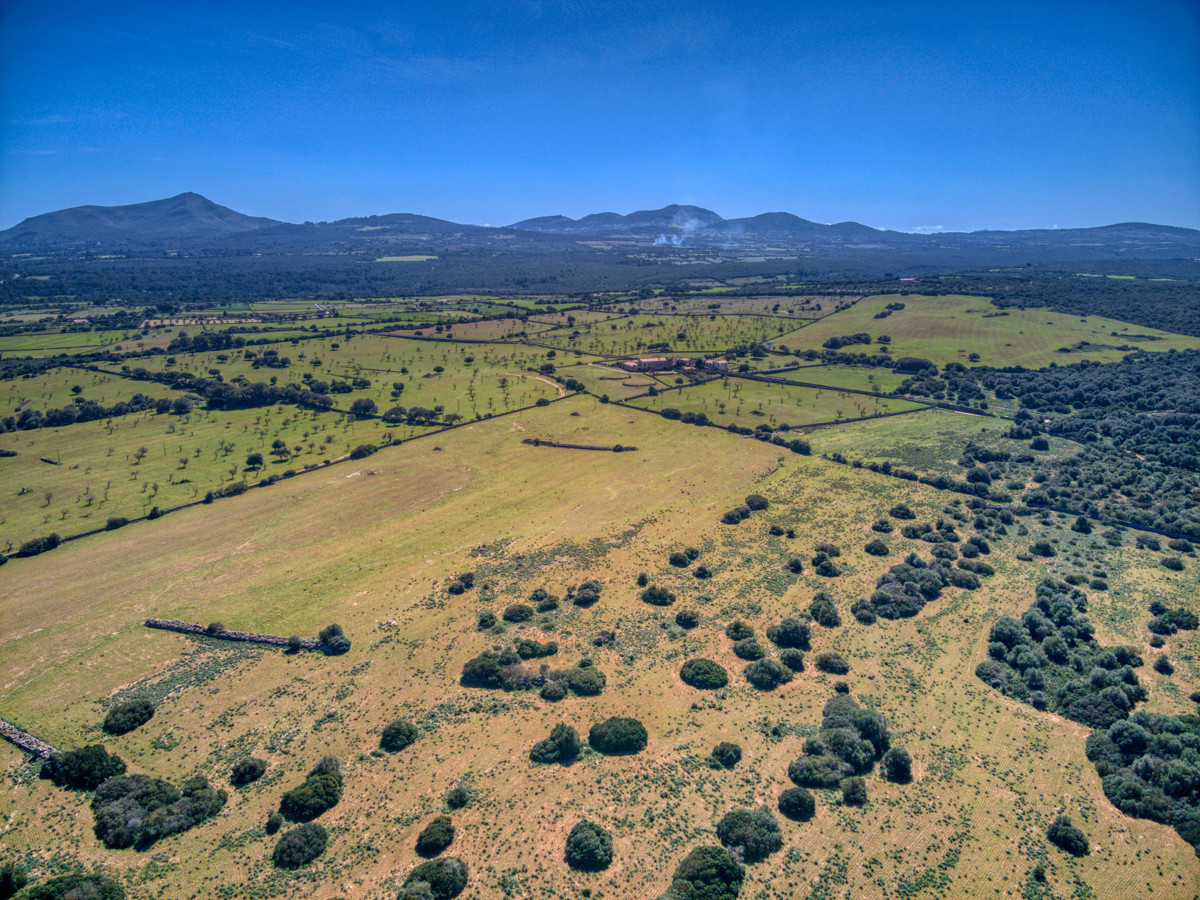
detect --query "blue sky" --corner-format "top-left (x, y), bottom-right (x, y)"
top-left (1, 0), bottom-right (1198, 231)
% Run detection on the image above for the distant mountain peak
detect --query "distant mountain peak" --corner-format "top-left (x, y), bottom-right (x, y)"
top-left (0, 193), bottom-right (282, 246)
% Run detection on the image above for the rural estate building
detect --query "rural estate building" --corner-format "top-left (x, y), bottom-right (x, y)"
top-left (701, 358), bottom-right (729, 371)
top-left (618, 357), bottom-right (688, 372)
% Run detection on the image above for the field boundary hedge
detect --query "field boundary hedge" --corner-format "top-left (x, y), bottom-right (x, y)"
top-left (144, 618), bottom-right (321, 650)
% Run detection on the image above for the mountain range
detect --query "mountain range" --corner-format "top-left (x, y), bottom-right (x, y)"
top-left (3, 193), bottom-right (1199, 262)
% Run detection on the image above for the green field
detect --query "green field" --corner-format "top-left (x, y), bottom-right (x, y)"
top-left (629, 376), bottom-right (927, 429)
top-left (3, 290), bottom-right (1200, 900)
top-left (782, 294), bottom-right (1200, 367)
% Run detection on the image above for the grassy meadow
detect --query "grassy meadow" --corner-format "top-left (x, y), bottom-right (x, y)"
top-left (1, 294), bottom-right (1199, 899)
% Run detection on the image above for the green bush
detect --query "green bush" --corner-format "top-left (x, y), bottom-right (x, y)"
top-left (530, 723), bottom-right (582, 765)
top-left (680, 658), bottom-right (728, 690)
top-left (809, 592), bottom-right (841, 627)
top-left (1154, 654), bottom-right (1175, 675)
top-left (864, 538), bottom-right (889, 556)
top-left (416, 815), bottom-right (455, 857)
top-left (641, 585), bottom-right (676, 606)
top-left (381, 719), bottom-right (420, 752)
top-left (280, 757), bottom-right (343, 822)
top-left (0, 863), bottom-right (28, 899)
top-left (41, 745), bottom-right (126, 790)
top-left (444, 781), bottom-right (473, 811)
top-left (745, 494), bottom-right (769, 511)
top-left (766, 617), bottom-right (809, 649)
top-left (565, 665), bottom-right (606, 696)
top-left (503, 603), bottom-right (534, 622)
top-left (882, 746), bottom-right (912, 783)
top-left (102, 698), bottom-right (155, 735)
top-left (778, 787), bottom-right (815, 821)
top-left (589, 717), bottom-right (647, 755)
top-left (725, 621), bottom-right (754, 641)
top-left (265, 811), bottom-right (284, 834)
top-left (675, 609), bottom-right (699, 629)
top-left (715, 807), bottom-right (783, 863)
top-left (92, 773), bottom-right (226, 850)
top-left (349, 443), bottom-right (378, 459)
top-left (665, 845), bottom-right (743, 900)
top-left (778, 648), bottom-right (805, 672)
top-left (744, 659), bottom-right (793, 691)
top-left (318, 623), bottom-right (351, 655)
top-left (669, 551), bottom-right (690, 568)
top-left (816, 653), bottom-right (850, 674)
top-left (851, 599), bottom-right (877, 624)
top-left (273, 822), bottom-right (328, 868)
top-left (841, 776), bottom-right (867, 806)
top-left (17, 873), bottom-right (125, 900)
top-left (574, 579), bottom-right (603, 607)
top-left (564, 819), bottom-right (613, 871)
top-left (230, 755), bottom-right (267, 787)
top-left (400, 857), bottom-right (468, 899)
top-left (540, 680), bottom-right (567, 701)
top-left (710, 742), bottom-right (742, 769)
top-left (732, 637), bottom-right (765, 661)
top-left (1047, 815), bottom-right (1089, 856)
top-left (477, 610), bottom-right (496, 630)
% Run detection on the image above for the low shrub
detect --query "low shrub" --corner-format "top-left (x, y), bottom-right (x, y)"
top-left (565, 665), bottom-right (606, 696)
top-left (778, 787), bottom-right (815, 821)
top-left (574, 579), bottom-right (603, 607)
top-left (280, 757), bottom-right (343, 822)
top-left (666, 845), bottom-right (743, 900)
top-left (710, 742), bottom-right (742, 769)
top-left (675, 609), bottom-right (699, 629)
top-left (265, 811), bottom-right (284, 834)
top-left (564, 819), bottom-right (613, 871)
top-left (640, 585), bottom-right (676, 606)
top-left (745, 493), bottom-right (769, 511)
top-left (503, 603), bottom-right (534, 623)
top-left (273, 822), bottom-right (328, 869)
top-left (1047, 815), bottom-right (1089, 856)
top-left (732, 637), bottom-right (765, 661)
top-left (41, 745), bottom-right (126, 790)
top-left (589, 717), bottom-right (647, 755)
top-left (841, 776), bottom-right (867, 806)
top-left (669, 551), bottom-right (690, 568)
top-left (477, 610), bottom-right (496, 630)
top-left (399, 857), bottom-right (469, 900)
top-left (318, 623), bottom-right (351, 655)
top-left (816, 653), bottom-right (850, 674)
top-left (715, 807), bottom-right (783, 863)
top-left (864, 538), bottom-right (889, 556)
top-left (416, 815), bottom-right (455, 857)
top-left (16, 873), bottom-right (124, 900)
top-left (102, 698), bottom-right (155, 735)
top-left (680, 658), bottom-right (728, 690)
top-left (230, 756), bottom-right (267, 787)
top-left (530, 723), bottom-right (582, 765)
top-left (725, 621), bottom-right (754, 641)
top-left (744, 659), bottom-right (793, 691)
top-left (381, 719), bottom-right (420, 753)
top-left (882, 746), bottom-right (912, 783)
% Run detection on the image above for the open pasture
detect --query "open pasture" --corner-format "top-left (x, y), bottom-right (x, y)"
top-left (534, 312), bottom-right (803, 356)
top-left (780, 294), bottom-right (1200, 367)
top-left (629, 376), bottom-right (926, 429)
top-left (1, 398), bottom-right (1196, 898)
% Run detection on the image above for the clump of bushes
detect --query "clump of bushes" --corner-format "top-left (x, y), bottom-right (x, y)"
top-left (540, 681), bottom-right (567, 702)
top-left (273, 822), bottom-right (328, 869)
top-left (665, 846), bottom-right (743, 900)
top-left (447, 572), bottom-right (475, 595)
top-left (868, 552), bottom-right (975, 620)
top-left (102, 698), bottom-right (155, 736)
top-left (675, 609), bottom-right (699, 629)
top-left (864, 538), bottom-right (889, 556)
top-left (669, 551), bottom-right (690, 568)
top-left (766, 618), bottom-right (810, 649)
top-left (416, 815), bottom-right (455, 857)
top-left (399, 858), bottom-right (468, 899)
top-left (230, 755), bottom-right (267, 787)
top-left (786, 556), bottom-right (804, 574)
top-left (12, 872), bottom-right (124, 899)
top-left (1148, 601), bottom-right (1199, 636)
top-left (92, 773), bottom-right (227, 850)
top-left (725, 621), bottom-right (754, 641)
top-left (815, 653), bottom-right (849, 674)
top-left (1046, 815), bottom-right (1089, 856)
top-left (851, 599), bottom-right (877, 624)
top-left (809, 591), bottom-right (841, 627)
top-left (477, 610), bottom-right (496, 630)
top-left (841, 776), bottom-right (867, 806)
top-left (530, 588), bottom-right (558, 611)
top-left (1154, 654), bottom-right (1174, 675)
top-left (589, 717), bottom-right (647, 755)
top-left (680, 658), bottom-right (728, 690)
top-left (573, 579), bottom-right (602, 607)
top-left (888, 503), bottom-right (915, 519)
top-left (721, 504), bottom-right (753, 525)
top-left (778, 787), bottom-right (815, 821)
top-left (318, 623), bottom-right (351, 655)
top-left (975, 579), bottom-right (1145, 728)
top-left (641, 585), bottom-right (676, 606)
top-left (41, 745), bottom-right (126, 790)
top-left (265, 811), bottom-right (283, 834)
top-left (744, 659), bottom-right (793, 691)
top-left (788, 691), bottom-right (890, 789)
top-left (778, 648), bottom-right (805, 672)
top-left (443, 781), bottom-right (474, 811)
top-left (515, 637), bottom-right (558, 659)
top-left (745, 494), bottom-right (769, 511)
top-left (503, 603), bottom-right (534, 623)
top-left (715, 807), bottom-right (783, 863)
top-left (732, 637), bottom-right (765, 661)
top-left (280, 756), bottom-right (343, 822)
top-left (381, 719), bottom-right (420, 753)
top-left (530, 723), bottom-right (582, 765)
top-left (565, 663), bottom-right (606, 696)
top-left (710, 742), bottom-right (742, 769)
top-left (882, 746), bottom-right (912, 783)
top-left (564, 820), bottom-right (613, 871)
